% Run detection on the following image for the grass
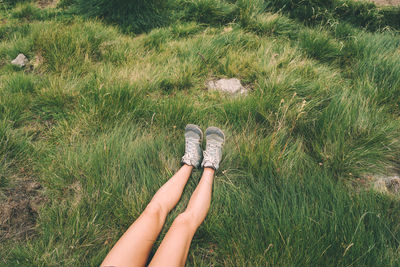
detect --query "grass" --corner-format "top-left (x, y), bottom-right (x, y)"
top-left (0, 0), bottom-right (400, 266)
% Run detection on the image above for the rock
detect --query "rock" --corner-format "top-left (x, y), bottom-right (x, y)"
top-left (11, 53), bottom-right (29, 67)
top-left (207, 78), bottom-right (248, 95)
top-left (386, 177), bottom-right (400, 194)
top-left (372, 175), bottom-right (400, 195)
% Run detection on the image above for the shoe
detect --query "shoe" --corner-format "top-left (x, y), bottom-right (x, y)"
top-left (201, 127), bottom-right (225, 170)
top-left (181, 124), bottom-right (203, 168)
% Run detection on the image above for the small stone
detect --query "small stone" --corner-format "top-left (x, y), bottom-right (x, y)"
top-left (11, 53), bottom-right (29, 67)
top-left (386, 177), bottom-right (400, 194)
top-left (207, 78), bottom-right (248, 95)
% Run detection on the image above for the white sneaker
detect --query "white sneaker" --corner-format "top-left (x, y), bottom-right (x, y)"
top-left (181, 124), bottom-right (203, 168)
top-left (201, 126), bottom-right (225, 170)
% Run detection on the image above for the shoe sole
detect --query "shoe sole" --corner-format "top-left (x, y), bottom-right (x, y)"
top-left (185, 124), bottom-right (203, 142)
top-left (205, 126), bottom-right (225, 145)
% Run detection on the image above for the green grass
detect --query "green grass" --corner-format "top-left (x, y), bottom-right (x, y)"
top-left (1, 0), bottom-right (400, 266)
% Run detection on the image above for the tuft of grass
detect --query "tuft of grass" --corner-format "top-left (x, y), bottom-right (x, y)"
top-left (0, 119), bottom-right (31, 188)
top-left (1, 0), bottom-right (27, 7)
top-left (309, 90), bottom-right (400, 178)
top-left (11, 2), bottom-right (42, 20)
top-left (73, 0), bottom-right (170, 33)
top-left (265, 0), bottom-right (336, 23)
top-left (0, 23), bottom-right (30, 41)
top-left (334, 0), bottom-right (383, 29)
top-left (0, 74), bottom-right (36, 125)
top-left (5, 72), bottom-right (36, 93)
top-left (30, 84), bottom-right (75, 122)
top-left (352, 33), bottom-right (400, 112)
top-left (244, 13), bottom-right (298, 37)
top-left (142, 23), bottom-right (203, 50)
top-left (30, 21), bottom-right (119, 73)
top-left (298, 28), bottom-right (341, 62)
top-left (178, 0), bottom-right (239, 25)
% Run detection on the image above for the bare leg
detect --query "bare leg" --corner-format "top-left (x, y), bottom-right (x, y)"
top-left (149, 168), bottom-right (215, 267)
top-left (101, 164), bottom-right (193, 267)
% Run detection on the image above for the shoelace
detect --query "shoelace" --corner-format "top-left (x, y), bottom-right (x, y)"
top-left (184, 138), bottom-right (200, 158)
top-left (203, 143), bottom-right (221, 166)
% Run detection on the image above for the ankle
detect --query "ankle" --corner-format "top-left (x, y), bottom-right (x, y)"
top-left (203, 167), bottom-right (215, 175)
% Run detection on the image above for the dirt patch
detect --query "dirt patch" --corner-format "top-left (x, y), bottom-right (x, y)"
top-left (366, 0), bottom-right (400, 6)
top-left (37, 0), bottom-right (59, 9)
top-left (0, 175), bottom-right (45, 241)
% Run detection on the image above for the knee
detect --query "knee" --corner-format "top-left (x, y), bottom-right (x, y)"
top-left (172, 212), bottom-right (198, 231)
top-left (143, 202), bottom-right (166, 221)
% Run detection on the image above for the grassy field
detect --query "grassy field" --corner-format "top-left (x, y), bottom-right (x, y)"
top-left (1, 0), bottom-right (400, 266)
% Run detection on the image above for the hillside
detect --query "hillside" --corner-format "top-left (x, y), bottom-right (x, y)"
top-left (1, 0), bottom-right (400, 265)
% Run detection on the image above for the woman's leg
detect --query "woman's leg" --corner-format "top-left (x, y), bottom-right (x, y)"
top-left (101, 164), bottom-right (193, 267)
top-left (149, 126), bottom-right (225, 267)
top-left (148, 168), bottom-right (215, 267)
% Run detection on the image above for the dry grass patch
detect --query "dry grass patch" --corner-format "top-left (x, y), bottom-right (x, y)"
top-left (362, 0), bottom-right (400, 6)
